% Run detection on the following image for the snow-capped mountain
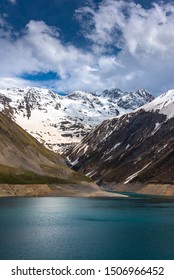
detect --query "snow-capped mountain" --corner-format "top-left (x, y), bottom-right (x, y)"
top-left (66, 89), bottom-right (174, 195)
top-left (0, 86), bottom-right (153, 153)
top-left (142, 89), bottom-right (174, 119)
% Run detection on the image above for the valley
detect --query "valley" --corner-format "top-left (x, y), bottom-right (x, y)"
top-left (1, 86), bottom-right (174, 197)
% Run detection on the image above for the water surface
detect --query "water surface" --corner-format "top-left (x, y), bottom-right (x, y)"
top-left (0, 196), bottom-right (174, 259)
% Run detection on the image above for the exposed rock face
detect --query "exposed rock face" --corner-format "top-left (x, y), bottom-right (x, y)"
top-left (0, 87), bottom-right (153, 153)
top-left (66, 89), bottom-right (174, 194)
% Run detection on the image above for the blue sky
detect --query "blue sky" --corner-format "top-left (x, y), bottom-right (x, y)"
top-left (0, 0), bottom-right (174, 95)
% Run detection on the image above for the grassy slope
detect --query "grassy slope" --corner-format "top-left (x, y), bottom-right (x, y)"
top-left (0, 112), bottom-right (90, 184)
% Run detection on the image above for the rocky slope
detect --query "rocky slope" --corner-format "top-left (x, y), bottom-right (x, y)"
top-left (0, 87), bottom-right (153, 153)
top-left (0, 112), bottom-right (89, 185)
top-left (66, 90), bottom-right (174, 195)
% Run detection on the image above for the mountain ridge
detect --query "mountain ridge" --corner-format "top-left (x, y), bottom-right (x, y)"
top-left (66, 89), bottom-right (174, 196)
top-left (0, 86), bottom-right (153, 153)
top-left (0, 112), bottom-right (127, 198)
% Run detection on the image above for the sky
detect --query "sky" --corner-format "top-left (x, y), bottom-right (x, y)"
top-left (0, 0), bottom-right (174, 95)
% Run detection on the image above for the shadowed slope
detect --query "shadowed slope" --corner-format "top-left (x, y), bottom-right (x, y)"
top-left (0, 112), bottom-right (89, 184)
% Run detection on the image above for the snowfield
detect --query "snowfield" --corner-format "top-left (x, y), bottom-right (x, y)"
top-left (0, 87), bottom-right (153, 153)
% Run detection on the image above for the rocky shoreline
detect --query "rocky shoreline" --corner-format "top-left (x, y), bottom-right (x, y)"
top-left (0, 184), bottom-right (52, 197)
top-left (0, 182), bottom-right (127, 198)
top-left (107, 182), bottom-right (174, 197)
top-left (1, 181), bottom-right (174, 198)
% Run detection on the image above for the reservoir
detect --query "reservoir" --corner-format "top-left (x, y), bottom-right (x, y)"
top-left (0, 196), bottom-right (174, 260)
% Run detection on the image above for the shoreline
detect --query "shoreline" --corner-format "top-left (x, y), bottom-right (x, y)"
top-left (105, 182), bottom-right (174, 197)
top-left (1, 182), bottom-right (174, 198)
top-left (0, 182), bottom-right (128, 198)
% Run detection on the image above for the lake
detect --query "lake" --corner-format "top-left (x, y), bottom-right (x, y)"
top-left (0, 196), bottom-right (174, 260)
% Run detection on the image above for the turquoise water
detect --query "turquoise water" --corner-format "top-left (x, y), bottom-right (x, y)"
top-left (0, 196), bottom-right (174, 259)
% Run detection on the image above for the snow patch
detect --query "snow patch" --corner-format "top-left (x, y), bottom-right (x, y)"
top-left (107, 142), bottom-right (122, 154)
top-left (66, 156), bottom-right (79, 166)
top-left (126, 144), bottom-right (130, 150)
top-left (150, 122), bottom-right (162, 136)
top-left (157, 143), bottom-right (168, 153)
top-left (140, 89), bottom-right (174, 120)
top-left (124, 162), bottom-right (152, 184)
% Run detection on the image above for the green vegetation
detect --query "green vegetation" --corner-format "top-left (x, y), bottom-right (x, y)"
top-left (0, 113), bottom-right (91, 185)
top-left (0, 164), bottom-right (91, 184)
top-left (0, 112), bottom-right (62, 161)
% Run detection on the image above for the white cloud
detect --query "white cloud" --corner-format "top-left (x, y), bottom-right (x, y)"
top-left (0, 20), bottom-right (93, 90)
top-left (76, 0), bottom-right (174, 56)
top-left (75, 0), bottom-right (174, 94)
top-left (8, 0), bottom-right (17, 5)
top-left (0, 77), bottom-right (34, 89)
top-left (1, 1), bottom-right (174, 95)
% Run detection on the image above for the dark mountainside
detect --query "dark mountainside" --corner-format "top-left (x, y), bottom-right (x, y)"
top-left (67, 109), bottom-right (174, 196)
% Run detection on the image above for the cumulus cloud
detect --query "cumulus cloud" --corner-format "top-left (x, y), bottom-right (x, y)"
top-left (0, 19), bottom-right (93, 90)
top-left (75, 0), bottom-right (174, 94)
top-left (76, 0), bottom-right (174, 55)
top-left (1, 1), bottom-right (174, 95)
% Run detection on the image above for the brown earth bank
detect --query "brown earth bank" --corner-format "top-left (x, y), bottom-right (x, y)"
top-left (0, 184), bottom-right (51, 197)
top-left (0, 182), bottom-right (127, 198)
top-left (106, 182), bottom-right (174, 197)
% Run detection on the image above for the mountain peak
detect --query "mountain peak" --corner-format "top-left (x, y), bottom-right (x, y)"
top-left (139, 89), bottom-right (174, 119)
top-left (102, 88), bottom-right (123, 98)
top-left (0, 86), bottom-right (154, 153)
top-left (66, 88), bottom-right (174, 195)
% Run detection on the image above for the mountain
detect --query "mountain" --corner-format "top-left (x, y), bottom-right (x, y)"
top-left (0, 87), bottom-right (153, 153)
top-left (0, 112), bottom-right (127, 198)
top-left (66, 89), bottom-right (174, 196)
top-left (0, 112), bottom-right (89, 185)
